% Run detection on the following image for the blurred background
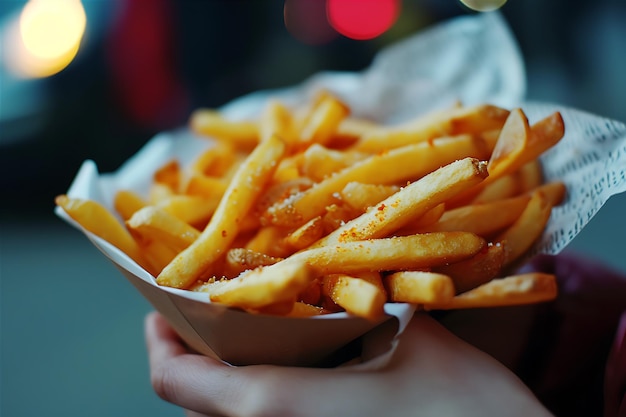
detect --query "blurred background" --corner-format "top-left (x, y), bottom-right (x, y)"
top-left (1, 0), bottom-right (625, 416)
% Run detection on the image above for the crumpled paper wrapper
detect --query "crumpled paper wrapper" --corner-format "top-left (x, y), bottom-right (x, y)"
top-left (56, 12), bottom-right (626, 368)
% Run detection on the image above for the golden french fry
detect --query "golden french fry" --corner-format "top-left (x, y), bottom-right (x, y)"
top-left (314, 158), bottom-right (488, 246)
top-left (298, 93), bottom-right (350, 148)
top-left (470, 174), bottom-right (520, 204)
top-left (55, 195), bottom-right (148, 270)
top-left (300, 144), bottom-right (366, 182)
top-left (292, 232), bottom-right (486, 274)
top-left (433, 242), bottom-right (506, 294)
top-left (283, 216), bottom-right (325, 252)
top-left (154, 160), bottom-right (182, 192)
top-left (183, 175), bottom-right (228, 201)
top-left (264, 135), bottom-right (493, 228)
top-left (206, 258), bottom-right (318, 309)
top-left (224, 247), bottom-right (283, 277)
top-left (157, 134), bottom-right (286, 288)
top-left (425, 273), bottom-right (557, 310)
top-left (416, 194), bottom-right (531, 236)
top-left (495, 190), bottom-right (553, 266)
top-left (244, 226), bottom-right (292, 258)
top-left (189, 109), bottom-right (258, 151)
top-left (385, 271), bottom-right (455, 304)
top-left (191, 142), bottom-right (238, 177)
top-left (139, 239), bottom-right (179, 276)
top-left (259, 99), bottom-right (297, 145)
top-left (352, 104), bottom-right (509, 152)
top-left (334, 117), bottom-right (379, 146)
top-left (155, 195), bottom-right (219, 228)
top-left (285, 301), bottom-right (327, 317)
top-left (322, 274), bottom-right (386, 320)
top-left (114, 189), bottom-right (147, 221)
top-left (126, 206), bottom-right (200, 252)
top-left (339, 182), bottom-right (400, 212)
top-left (516, 160), bottom-right (544, 193)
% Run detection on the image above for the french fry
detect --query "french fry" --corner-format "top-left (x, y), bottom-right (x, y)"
top-left (114, 189), bottom-right (147, 221)
top-left (313, 157), bottom-right (488, 246)
top-left (224, 248), bottom-right (283, 277)
top-left (385, 271), bottom-right (455, 305)
top-left (259, 99), bottom-right (297, 145)
top-left (414, 194), bottom-right (531, 236)
top-left (322, 274), bottom-right (386, 320)
top-left (284, 216), bottom-right (325, 251)
top-left (154, 160), bottom-right (182, 192)
top-left (433, 243), bottom-right (506, 293)
top-left (293, 232), bottom-right (486, 274)
top-left (190, 109), bottom-right (258, 151)
top-left (264, 135), bottom-right (494, 228)
top-left (298, 93), bottom-right (350, 148)
top-left (126, 206), bottom-right (200, 252)
top-left (352, 104), bottom-right (509, 152)
top-left (157, 134), bottom-right (287, 289)
top-left (155, 195), bottom-right (219, 228)
top-left (425, 273), bottom-right (557, 310)
top-left (206, 258), bottom-right (318, 309)
top-left (339, 182), bottom-right (400, 212)
top-left (55, 195), bottom-right (148, 270)
top-left (300, 144), bottom-right (366, 182)
top-left (495, 190), bottom-right (554, 266)
top-left (191, 142), bottom-right (239, 177)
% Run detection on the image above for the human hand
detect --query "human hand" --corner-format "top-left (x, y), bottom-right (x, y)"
top-left (145, 311), bottom-right (552, 417)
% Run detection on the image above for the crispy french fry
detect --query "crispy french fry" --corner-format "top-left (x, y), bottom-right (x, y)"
top-left (322, 274), bottom-right (386, 320)
top-left (495, 190), bottom-right (553, 266)
top-left (352, 104), bottom-right (509, 152)
top-left (190, 109), bottom-right (258, 151)
top-left (126, 206), bottom-right (200, 252)
top-left (300, 144), bottom-right (366, 182)
top-left (299, 93), bottom-right (350, 148)
top-left (259, 99), bottom-right (297, 145)
top-left (415, 194), bottom-right (531, 236)
top-left (425, 273), bottom-right (557, 309)
top-left (470, 174), bottom-right (520, 204)
top-left (155, 195), bottom-right (219, 228)
top-left (433, 242), bottom-right (506, 293)
top-left (244, 226), bottom-right (292, 258)
top-left (55, 195), bottom-right (148, 270)
top-left (206, 258), bottom-right (318, 309)
top-left (191, 142), bottom-right (238, 177)
top-left (339, 182), bottom-right (400, 212)
top-left (284, 216), bottom-right (325, 251)
top-left (114, 190), bottom-right (147, 221)
top-left (264, 135), bottom-right (493, 228)
top-left (285, 302), bottom-right (327, 317)
top-left (154, 160), bottom-right (182, 192)
top-left (224, 248), bottom-right (283, 277)
top-left (157, 134), bottom-right (287, 288)
top-left (183, 175), bottom-right (228, 201)
top-left (385, 271), bottom-right (455, 304)
top-left (292, 232), bottom-right (486, 274)
top-left (516, 160), bottom-right (544, 193)
top-left (314, 158), bottom-right (488, 246)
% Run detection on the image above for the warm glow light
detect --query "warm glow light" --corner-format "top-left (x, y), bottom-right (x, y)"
top-left (459, 0), bottom-right (508, 12)
top-left (327, 0), bottom-right (399, 40)
top-left (3, 0), bottom-right (86, 78)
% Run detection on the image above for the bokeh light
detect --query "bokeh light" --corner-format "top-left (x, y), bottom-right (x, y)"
top-left (327, 0), bottom-right (400, 40)
top-left (3, 0), bottom-right (86, 78)
top-left (459, 0), bottom-right (508, 12)
top-left (284, 0), bottom-right (338, 45)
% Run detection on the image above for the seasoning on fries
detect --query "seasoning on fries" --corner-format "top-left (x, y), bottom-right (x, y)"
top-left (56, 91), bottom-right (567, 321)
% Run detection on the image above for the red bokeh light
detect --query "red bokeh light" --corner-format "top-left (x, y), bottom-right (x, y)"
top-left (327, 0), bottom-right (399, 40)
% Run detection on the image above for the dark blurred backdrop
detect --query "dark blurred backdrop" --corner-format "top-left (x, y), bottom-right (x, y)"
top-left (1, 1), bottom-right (625, 416)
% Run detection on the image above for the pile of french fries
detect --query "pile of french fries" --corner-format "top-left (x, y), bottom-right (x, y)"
top-left (56, 90), bottom-right (566, 321)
